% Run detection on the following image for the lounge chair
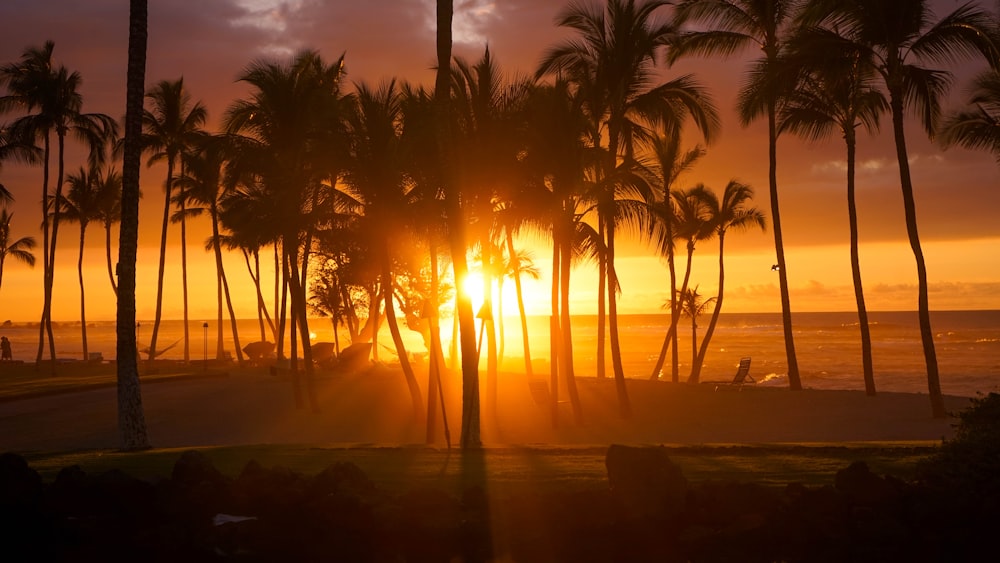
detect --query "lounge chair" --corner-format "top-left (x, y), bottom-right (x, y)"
top-left (726, 357), bottom-right (754, 388)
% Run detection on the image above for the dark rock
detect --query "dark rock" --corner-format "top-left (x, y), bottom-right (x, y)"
top-left (170, 449), bottom-right (227, 488)
top-left (835, 461), bottom-right (898, 506)
top-left (0, 452), bottom-right (43, 506)
top-left (605, 444), bottom-right (687, 517)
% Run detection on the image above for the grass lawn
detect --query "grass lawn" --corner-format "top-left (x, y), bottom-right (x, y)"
top-left (20, 442), bottom-right (940, 494)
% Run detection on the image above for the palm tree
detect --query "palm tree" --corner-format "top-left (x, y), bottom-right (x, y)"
top-left (802, 0), bottom-right (1000, 417)
top-left (141, 78), bottom-right (207, 364)
top-left (61, 165), bottom-right (110, 360)
top-left (0, 41), bottom-right (118, 368)
top-left (224, 50), bottom-right (350, 411)
top-left (92, 167), bottom-right (123, 296)
top-left (342, 79), bottom-right (424, 422)
top-left (451, 48), bottom-right (533, 417)
top-left (434, 0), bottom-right (483, 449)
top-left (779, 32), bottom-right (887, 395)
top-left (940, 68), bottom-right (1000, 162)
top-left (116, 0), bottom-right (150, 450)
top-left (0, 207), bottom-right (36, 293)
top-left (671, 0), bottom-right (804, 390)
top-left (175, 136), bottom-right (243, 364)
top-left (520, 79), bottom-right (595, 427)
top-left (687, 181), bottom-right (766, 383)
top-left (644, 132), bottom-right (705, 382)
top-left (677, 285), bottom-right (714, 369)
top-left (666, 186), bottom-right (714, 375)
top-left (538, 0), bottom-right (720, 418)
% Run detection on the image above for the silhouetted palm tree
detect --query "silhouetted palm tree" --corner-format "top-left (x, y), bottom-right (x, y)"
top-left (435, 0), bottom-right (481, 450)
top-left (671, 0), bottom-right (804, 390)
top-left (802, 0), bottom-right (1000, 417)
top-left (678, 285), bottom-right (714, 368)
top-left (688, 181), bottom-right (766, 383)
top-left (92, 167), bottom-right (123, 296)
top-left (224, 50), bottom-right (349, 411)
top-left (141, 78), bottom-right (207, 363)
top-left (644, 133), bottom-right (705, 382)
top-left (451, 47), bottom-right (533, 417)
top-left (940, 69), bottom-right (1000, 162)
top-left (116, 0), bottom-right (151, 450)
top-left (343, 79), bottom-right (424, 422)
top-left (0, 41), bottom-right (117, 368)
top-left (175, 137), bottom-right (243, 364)
top-left (0, 207), bottom-right (36, 293)
top-left (61, 165), bottom-right (111, 359)
top-left (538, 0), bottom-right (719, 417)
top-left (779, 31), bottom-right (887, 395)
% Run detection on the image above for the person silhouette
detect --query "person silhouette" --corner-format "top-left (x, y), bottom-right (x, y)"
top-left (0, 336), bottom-right (11, 361)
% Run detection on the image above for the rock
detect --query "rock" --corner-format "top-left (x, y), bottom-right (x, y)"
top-left (605, 444), bottom-right (687, 518)
top-left (835, 461), bottom-right (898, 506)
top-left (0, 452), bottom-right (43, 507)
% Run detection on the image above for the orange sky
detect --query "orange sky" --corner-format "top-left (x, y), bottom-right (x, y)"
top-left (1, 0), bottom-right (998, 323)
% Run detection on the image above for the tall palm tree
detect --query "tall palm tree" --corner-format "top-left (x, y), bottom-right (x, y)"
top-left (0, 207), bottom-right (36, 293)
top-left (802, 0), bottom-right (1000, 417)
top-left (687, 181), bottom-right (766, 383)
top-left (451, 48), bottom-right (533, 417)
top-left (520, 79), bottom-right (595, 427)
top-left (224, 50), bottom-right (349, 411)
top-left (92, 167), bottom-right (123, 296)
top-left (670, 0), bottom-right (804, 390)
top-left (141, 78), bottom-right (207, 364)
top-left (175, 137), bottom-right (243, 364)
top-left (343, 79), bottom-right (424, 422)
top-left (666, 185), bottom-right (714, 375)
top-left (116, 0), bottom-right (150, 450)
top-left (940, 68), bottom-right (1000, 162)
top-left (779, 32), bottom-right (887, 395)
top-left (0, 41), bottom-right (118, 368)
top-left (435, 0), bottom-right (482, 448)
top-left (61, 165), bottom-right (109, 360)
top-left (538, 0), bottom-right (720, 417)
top-left (644, 132), bottom-right (705, 382)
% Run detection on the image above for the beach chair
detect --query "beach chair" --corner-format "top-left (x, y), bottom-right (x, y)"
top-left (726, 357), bottom-right (754, 388)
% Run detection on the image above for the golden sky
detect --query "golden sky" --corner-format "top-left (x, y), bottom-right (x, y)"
top-left (1, 0), bottom-right (998, 322)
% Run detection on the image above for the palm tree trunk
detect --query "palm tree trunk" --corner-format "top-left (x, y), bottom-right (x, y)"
top-left (482, 240), bottom-right (498, 418)
top-left (437, 0), bottom-right (480, 449)
top-left (846, 132), bottom-right (876, 396)
top-left (549, 231), bottom-right (561, 429)
top-left (35, 135), bottom-right (51, 367)
top-left (691, 232), bottom-right (726, 384)
top-left (561, 236), bottom-right (583, 426)
top-left (104, 222), bottom-right (117, 296)
top-left (147, 157), bottom-right (174, 363)
top-left (179, 189), bottom-right (190, 362)
top-left (77, 223), bottom-right (88, 360)
top-left (505, 231), bottom-right (532, 377)
top-left (889, 92), bottom-right (943, 417)
top-left (606, 220), bottom-right (632, 418)
top-left (213, 206), bottom-right (243, 366)
top-left (650, 210), bottom-right (677, 381)
top-left (116, 0), bottom-right (151, 450)
top-left (383, 248), bottom-right (424, 423)
top-left (768, 102), bottom-right (801, 390)
top-left (596, 221), bottom-right (607, 379)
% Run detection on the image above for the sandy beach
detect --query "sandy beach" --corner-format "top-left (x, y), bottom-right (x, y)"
top-left (0, 363), bottom-right (970, 453)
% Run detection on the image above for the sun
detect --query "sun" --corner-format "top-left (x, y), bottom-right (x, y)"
top-left (460, 271), bottom-right (487, 309)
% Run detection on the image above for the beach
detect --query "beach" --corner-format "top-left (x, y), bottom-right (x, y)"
top-left (0, 362), bottom-right (970, 453)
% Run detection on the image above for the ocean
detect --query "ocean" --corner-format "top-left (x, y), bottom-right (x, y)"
top-left (3, 310), bottom-right (998, 397)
